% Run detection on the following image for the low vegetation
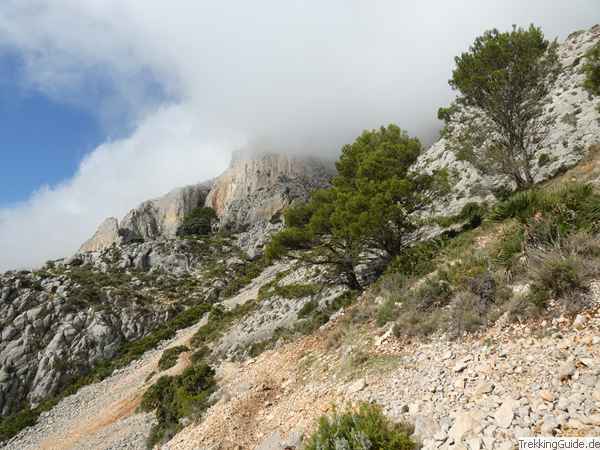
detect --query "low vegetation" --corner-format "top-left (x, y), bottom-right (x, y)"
top-left (158, 346), bottom-right (189, 371)
top-left (140, 361), bottom-right (216, 448)
top-left (176, 207), bottom-right (217, 237)
top-left (303, 403), bottom-right (416, 450)
top-left (190, 301), bottom-right (257, 349)
top-left (372, 181), bottom-right (600, 339)
top-left (246, 291), bottom-right (358, 358)
top-left (583, 40), bottom-right (600, 96)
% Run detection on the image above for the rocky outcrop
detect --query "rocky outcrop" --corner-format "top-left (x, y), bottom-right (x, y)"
top-left (206, 151), bottom-right (334, 230)
top-left (205, 151), bottom-right (334, 256)
top-left (0, 236), bottom-right (250, 417)
top-left (79, 218), bottom-right (120, 253)
top-left (0, 268), bottom-right (175, 416)
top-left (415, 25), bottom-right (600, 216)
top-left (80, 183), bottom-right (212, 253)
top-left (80, 152), bottom-right (333, 258)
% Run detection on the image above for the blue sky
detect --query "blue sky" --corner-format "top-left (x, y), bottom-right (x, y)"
top-left (0, 53), bottom-right (103, 207)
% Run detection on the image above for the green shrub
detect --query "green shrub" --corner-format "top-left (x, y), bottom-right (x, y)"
top-left (190, 301), bottom-right (257, 348)
top-left (293, 291), bottom-right (357, 336)
top-left (158, 346), bottom-right (189, 371)
top-left (275, 283), bottom-right (320, 299)
top-left (493, 223), bottom-right (525, 268)
top-left (583, 41), bottom-right (600, 96)
top-left (448, 292), bottom-right (485, 336)
top-left (388, 238), bottom-right (446, 278)
top-left (140, 362), bottom-right (216, 448)
top-left (284, 202), bottom-right (314, 227)
top-left (0, 409), bottom-right (39, 443)
top-left (376, 297), bottom-right (401, 326)
top-left (538, 153), bottom-right (551, 167)
top-left (303, 403), bottom-right (416, 450)
top-left (413, 275), bottom-right (452, 310)
top-left (297, 299), bottom-right (318, 318)
top-left (190, 345), bottom-right (211, 365)
top-left (219, 257), bottom-right (268, 298)
top-left (265, 227), bottom-right (312, 261)
top-left (176, 207), bottom-right (217, 237)
top-left (490, 183), bottom-right (599, 227)
top-left (529, 253), bottom-right (585, 298)
top-left (261, 282), bottom-right (320, 301)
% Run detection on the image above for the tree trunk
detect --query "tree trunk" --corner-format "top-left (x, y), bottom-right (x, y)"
top-left (343, 266), bottom-right (361, 290)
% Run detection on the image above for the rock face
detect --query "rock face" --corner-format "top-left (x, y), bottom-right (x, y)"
top-left (0, 267), bottom-right (174, 416)
top-left (205, 151), bottom-right (335, 256)
top-left (0, 236), bottom-right (250, 417)
top-left (80, 183), bottom-right (212, 253)
top-left (80, 152), bottom-right (333, 257)
top-left (205, 150), bottom-right (334, 231)
top-left (415, 25), bottom-right (600, 216)
top-left (79, 218), bottom-right (120, 253)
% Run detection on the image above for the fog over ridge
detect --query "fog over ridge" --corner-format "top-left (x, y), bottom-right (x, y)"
top-left (0, 0), bottom-right (597, 270)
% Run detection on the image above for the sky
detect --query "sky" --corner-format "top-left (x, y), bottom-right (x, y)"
top-left (0, 0), bottom-right (598, 271)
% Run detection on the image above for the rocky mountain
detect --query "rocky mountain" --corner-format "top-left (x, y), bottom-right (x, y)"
top-left (206, 150), bottom-right (334, 230)
top-left (415, 25), bottom-right (600, 215)
top-left (80, 183), bottom-right (213, 253)
top-left (1, 24), bottom-right (600, 450)
top-left (81, 152), bottom-right (334, 258)
top-left (0, 236), bottom-right (258, 418)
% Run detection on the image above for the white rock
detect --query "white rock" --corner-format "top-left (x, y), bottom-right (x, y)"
top-left (347, 378), bottom-right (367, 394)
top-left (573, 314), bottom-right (587, 330)
top-left (495, 399), bottom-right (517, 428)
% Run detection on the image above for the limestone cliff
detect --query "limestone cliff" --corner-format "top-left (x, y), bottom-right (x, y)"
top-left (205, 150), bottom-right (334, 229)
top-left (81, 152), bottom-right (334, 256)
top-left (80, 183), bottom-right (212, 253)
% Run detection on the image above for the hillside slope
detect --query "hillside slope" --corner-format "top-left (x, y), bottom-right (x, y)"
top-left (1, 24), bottom-right (600, 450)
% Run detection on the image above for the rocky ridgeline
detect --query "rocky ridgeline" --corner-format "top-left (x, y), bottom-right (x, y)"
top-left (82, 152), bottom-right (334, 258)
top-left (0, 236), bottom-right (252, 417)
top-left (79, 183), bottom-right (212, 253)
top-left (80, 26), bottom-right (600, 258)
top-left (415, 25), bottom-right (600, 216)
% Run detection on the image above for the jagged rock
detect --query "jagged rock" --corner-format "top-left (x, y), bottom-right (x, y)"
top-left (206, 151), bottom-right (333, 230)
top-left (413, 25), bottom-right (600, 216)
top-left (79, 218), bottom-right (120, 253)
top-left (205, 151), bottom-right (334, 256)
top-left (80, 183), bottom-right (211, 252)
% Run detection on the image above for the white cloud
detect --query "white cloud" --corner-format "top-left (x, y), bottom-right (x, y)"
top-left (0, 104), bottom-right (232, 270)
top-left (0, 0), bottom-right (597, 270)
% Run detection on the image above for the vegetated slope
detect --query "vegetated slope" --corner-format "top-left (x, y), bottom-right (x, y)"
top-left (416, 25), bottom-right (600, 216)
top-left (0, 258), bottom-right (288, 450)
top-left (0, 236), bottom-right (264, 435)
top-left (3, 152), bottom-right (598, 450)
top-left (168, 153), bottom-right (600, 450)
top-left (1, 23), bottom-right (599, 450)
